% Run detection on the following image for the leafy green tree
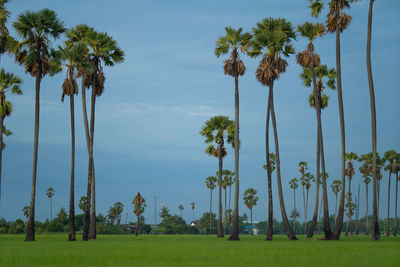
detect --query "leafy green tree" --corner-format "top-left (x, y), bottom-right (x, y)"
top-left (160, 205), bottom-right (170, 228)
top-left (289, 178), bottom-right (299, 232)
top-left (57, 208), bottom-right (68, 225)
top-left (263, 152), bottom-right (276, 239)
top-left (178, 204), bottom-right (184, 218)
top-left (289, 209), bottom-right (300, 233)
top-left (200, 115), bottom-right (234, 238)
top-left (243, 188), bottom-right (258, 235)
top-left (133, 192), bottom-right (146, 236)
top-left (0, 69), bottom-right (22, 199)
top-left (13, 8), bottom-right (66, 241)
top-left (199, 212), bottom-right (217, 235)
top-left (46, 187), bottom-right (55, 221)
top-left (331, 179), bottom-right (342, 220)
top-left (384, 150), bottom-right (397, 236)
top-left (205, 176), bottom-right (217, 235)
top-left (215, 27), bottom-right (251, 241)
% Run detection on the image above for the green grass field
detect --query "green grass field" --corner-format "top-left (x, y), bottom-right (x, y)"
top-left (0, 234), bottom-right (399, 266)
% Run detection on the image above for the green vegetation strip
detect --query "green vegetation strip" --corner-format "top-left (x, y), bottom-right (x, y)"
top-left (1, 235), bottom-right (399, 266)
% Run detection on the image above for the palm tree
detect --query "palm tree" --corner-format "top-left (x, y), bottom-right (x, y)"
top-left (243, 188), bottom-right (258, 235)
top-left (78, 196), bottom-right (87, 213)
top-left (325, 0), bottom-right (359, 241)
top-left (224, 170), bottom-right (234, 229)
top-left (248, 17), bottom-right (297, 241)
top-left (290, 209), bottom-right (300, 233)
top-left (46, 187), bottom-right (55, 221)
top-left (344, 152), bottom-right (358, 235)
top-left (22, 206), bottom-right (30, 221)
top-left (133, 192), bottom-right (146, 236)
top-left (205, 176), bottom-right (217, 235)
top-left (263, 152), bottom-right (276, 240)
top-left (215, 27), bottom-right (251, 241)
top-left (80, 29), bottom-right (124, 241)
top-left (359, 164), bottom-right (371, 235)
top-left (394, 155), bottom-right (400, 237)
top-left (0, 0), bottom-right (16, 64)
top-left (289, 178), bottom-right (299, 232)
top-left (331, 180), bottom-right (342, 220)
top-left (0, 69), bottom-right (22, 199)
top-left (190, 202), bottom-right (195, 221)
top-left (200, 115), bottom-right (235, 238)
top-left (384, 150), bottom-right (397, 236)
top-left (302, 172), bottom-right (314, 234)
top-left (219, 170), bottom-right (233, 234)
top-left (178, 204), bottom-right (184, 218)
top-left (13, 9), bottom-right (65, 241)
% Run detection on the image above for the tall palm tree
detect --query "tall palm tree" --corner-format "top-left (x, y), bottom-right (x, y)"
top-left (46, 187), bottom-right (55, 221)
top-left (80, 30), bottom-right (124, 240)
top-left (365, 0), bottom-right (379, 241)
top-left (289, 178), bottom-right (299, 232)
top-left (13, 9), bottom-right (65, 241)
top-left (393, 154), bottom-right (400, 237)
top-left (0, 69), bottom-right (22, 199)
top-left (215, 27), bottom-right (251, 241)
top-left (344, 152), bottom-right (358, 235)
top-left (248, 17), bottom-right (297, 240)
top-left (325, 0), bottom-right (359, 241)
top-left (359, 164), bottom-right (371, 235)
top-left (205, 176), bottom-right (217, 235)
top-left (200, 115), bottom-right (235, 238)
top-left (0, 0), bottom-right (16, 64)
top-left (190, 202), bottom-right (195, 221)
top-left (384, 150), bottom-right (397, 236)
top-left (57, 42), bottom-right (89, 241)
top-left (243, 188), bottom-right (258, 235)
top-left (133, 192), bottom-right (145, 236)
top-left (178, 204), bottom-right (184, 218)
top-left (263, 152), bottom-right (276, 240)
top-left (331, 179), bottom-right (342, 220)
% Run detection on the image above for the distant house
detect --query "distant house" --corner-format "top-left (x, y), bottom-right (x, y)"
top-left (124, 224), bottom-right (137, 232)
top-left (190, 221), bottom-right (198, 227)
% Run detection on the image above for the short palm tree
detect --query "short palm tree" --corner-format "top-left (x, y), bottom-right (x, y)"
top-left (22, 206), bottom-right (30, 221)
top-left (215, 27), bottom-right (251, 241)
top-left (243, 188), bottom-right (258, 235)
top-left (13, 8), bottom-right (65, 241)
top-left (384, 150), bottom-right (397, 236)
top-left (190, 202), bottom-right (195, 221)
top-left (178, 204), bottom-right (184, 218)
top-left (0, 69), bottom-right (22, 199)
top-left (78, 196), bottom-right (87, 213)
top-left (263, 152), bottom-right (276, 240)
top-left (330, 179), bottom-right (342, 220)
top-left (46, 187), bottom-right (55, 221)
top-left (359, 164), bottom-right (370, 235)
top-left (200, 115), bottom-right (234, 238)
top-left (133, 192), bottom-right (146, 236)
top-left (248, 17), bottom-right (296, 240)
top-left (289, 178), bottom-right (299, 232)
top-left (205, 176), bottom-right (217, 235)
top-left (344, 152), bottom-right (358, 236)
top-left (301, 172), bottom-right (314, 234)
top-left (223, 170), bottom-right (234, 228)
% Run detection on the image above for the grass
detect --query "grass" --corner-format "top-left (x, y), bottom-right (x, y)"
top-left (0, 234), bottom-right (399, 266)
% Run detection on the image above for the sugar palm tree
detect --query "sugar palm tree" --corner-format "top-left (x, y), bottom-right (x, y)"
top-left (46, 187), bottom-right (55, 221)
top-left (219, 170), bottom-right (233, 234)
top-left (359, 164), bottom-right (370, 235)
top-left (215, 27), bottom-right (251, 241)
top-left (331, 179), bottom-right (342, 220)
top-left (344, 152), bottom-right (358, 235)
top-left (0, 0), bottom-right (16, 63)
top-left (301, 172), bottom-right (314, 234)
top-left (190, 202), bottom-right (195, 221)
top-left (289, 178), bottom-right (299, 232)
top-left (78, 196), bottom-right (87, 213)
top-left (178, 204), bottom-right (184, 218)
top-left (248, 17), bottom-right (297, 240)
top-left (325, 0), bottom-right (359, 241)
top-left (224, 170), bottom-right (234, 228)
top-left (200, 115), bottom-right (235, 238)
top-left (81, 29), bottom-right (124, 241)
top-left (263, 152), bottom-right (276, 240)
top-left (0, 69), bottom-right (22, 199)
top-left (243, 188), bottom-right (258, 235)
top-left (384, 150), bottom-right (397, 236)
top-left (205, 176), bottom-right (217, 235)
top-left (290, 209), bottom-right (300, 233)
top-left (393, 154), bottom-right (400, 237)
top-left (133, 192), bottom-right (145, 236)
top-left (13, 9), bottom-right (65, 241)
top-left (22, 206), bottom-right (30, 221)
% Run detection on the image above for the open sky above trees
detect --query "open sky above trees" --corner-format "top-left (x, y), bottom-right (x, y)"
top-left (0, 0), bottom-right (399, 224)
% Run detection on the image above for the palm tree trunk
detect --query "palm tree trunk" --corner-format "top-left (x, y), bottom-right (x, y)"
top-left (270, 87), bottom-right (296, 240)
top-left (229, 71), bottom-right (240, 241)
top-left (335, 193), bottom-right (338, 221)
top-left (250, 207), bottom-right (253, 235)
top-left (69, 94), bottom-right (76, 241)
top-left (26, 49), bottom-right (41, 241)
top-left (293, 188), bottom-right (296, 232)
top-left (90, 162), bottom-right (96, 239)
top-left (356, 184), bottom-right (360, 235)
top-left (265, 86), bottom-right (273, 241)
top-left (50, 198), bottom-right (52, 221)
top-left (303, 185), bottom-right (306, 235)
top-left (209, 188), bottom-right (212, 235)
top-left (365, 182), bottom-right (369, 235)
top-left (305, 189), bottom-right (309, 234)
top-left (346, 178), bottom-right (352, 236)
top-left (224, 188), bottom-right (227, 234)
top-left (228, 184), bottom-right (232, 228)
top-left (386, 171), bottom-right (392, 236)
top-left (366, 0), bottom-right (379, 241)
top-left (217, 145), bottom-right (224, 238)
top-left (136, 215), bottom-right (140, 236)
top-left (0, 114), bottom-right (3, 201)
top-left (394, 171), bottom-right (398, 237)
top-left (332, 15), bottom-right (347, 241)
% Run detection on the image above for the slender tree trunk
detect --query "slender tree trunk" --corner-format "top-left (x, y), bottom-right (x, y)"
top-left (0, 114), bottom-right (3, 201)
top-left (217, 145), bottom-right (224, 238)
top-left (335, 193), bottom-right (338, 221)
top-left (224, 188), bottom-right (227, 234)
top-left (366, 0), bottom-right (379, 241)
top-left (68, 94), bottom-right (76, 241)
top-left (303, 185), bottom-right (306, 235)
top-left (209, 188), bottom-right (212, 235)
top-left (346, 178), bottom-right (353, 236)
top-left (377, 179), bottom-right (380, 220)
top-left (332, 15), bottom-right (347, 241)
top-left (265, 85), bottom-right (273, 241)
top-left (394, 172), bottom-right (398, 237)
top-left (50, 198), bottom-right (52, 221)
top-left (250, 208), bottom-right (253, 235)
top-left (386, 171), bottom-right (392, 236)
top-left (228, 184), bottom-right (232, 228)
top-left (229, 70), bottom-right (240, 241)
top-left (293, 188), bottom-right (296, 232)
top-left (26, 47), bottom-right (42, 241)
top-left (356, 184), bottom-right (360, 235)
top-left (270, 87), bottom-right (297, 240)
top-left (136, 215), bottom-right (140, 236)
top-left (365, 182), bottom-right (369, 235)
top-left (305, 189), bottom-right (309, 234)
top-left (90, 162), bottom-right (96, 239)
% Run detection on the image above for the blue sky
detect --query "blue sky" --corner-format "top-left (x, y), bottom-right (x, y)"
top-left (0, 0), bottom-right (399, 225)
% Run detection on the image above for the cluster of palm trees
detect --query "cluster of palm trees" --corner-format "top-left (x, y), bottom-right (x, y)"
top-left (0, 1), bottom-right (124, 241)
top-left (209, 0), bottom-right (385, 241)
